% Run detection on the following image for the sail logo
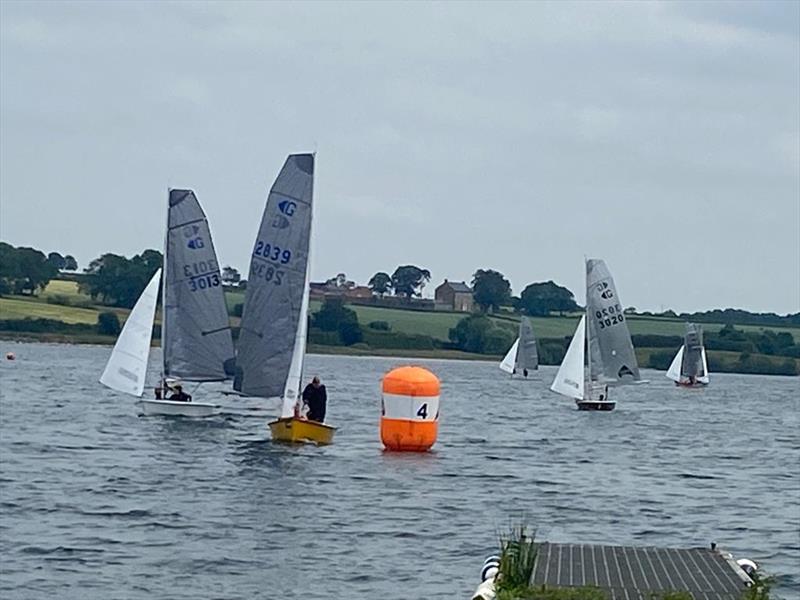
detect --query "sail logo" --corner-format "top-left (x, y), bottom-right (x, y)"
top-left (596, 282), bottom-right (614, 300)
top-left (187, 237), bottom-right (205, 250)
top-left (271, 215), bottom-right (290, 229)
top-left (278, 200), bottom-right (296, 216)
top-left (618, 365), bottom-right (635, 378)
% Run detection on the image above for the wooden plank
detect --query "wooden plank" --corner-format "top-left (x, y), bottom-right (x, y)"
top-left (529, 543), bottom-right (748, 599)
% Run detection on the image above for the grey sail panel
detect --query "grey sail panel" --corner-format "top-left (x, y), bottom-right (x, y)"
top-left (681, 322), bottom-right (705, 378)
top-left (515, 317), bottom-right (539, 371)
top-left (163, 189), bottom-right (235, 381)
top-left (234, 154), bottom-right (313, 398)
top-left (585, 259), bottom-right (640, 384)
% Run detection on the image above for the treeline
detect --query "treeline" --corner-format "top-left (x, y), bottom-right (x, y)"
top-left (79, 249), bottom-right (163, 308)
top-left (0, 243), bottom-right (78, 295)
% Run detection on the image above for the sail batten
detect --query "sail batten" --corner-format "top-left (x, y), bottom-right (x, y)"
top-left (162, 189), bottom-right (235, 381)
top-left (235, 154), bottom-right (314, 400)
top-left (100, 269), bottom-right (161, 397)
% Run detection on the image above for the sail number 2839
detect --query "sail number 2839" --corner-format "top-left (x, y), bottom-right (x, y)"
top-left (595, 303), bottom-right (624, 329)
top-left (254, 241), bottom-right (291, 264)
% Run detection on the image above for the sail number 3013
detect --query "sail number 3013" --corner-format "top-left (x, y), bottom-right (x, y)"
top-left (595, 303), bottom-right (624, 329)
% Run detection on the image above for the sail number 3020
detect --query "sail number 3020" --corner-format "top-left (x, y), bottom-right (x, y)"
top-left (595, 303), bottom-right (624, 329)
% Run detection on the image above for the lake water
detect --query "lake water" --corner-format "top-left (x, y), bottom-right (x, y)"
top-left (1, 342), bottom-right (798, 599)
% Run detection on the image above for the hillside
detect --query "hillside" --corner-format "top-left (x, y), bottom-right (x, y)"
top-left (1, 280), bottom-right (798, 376)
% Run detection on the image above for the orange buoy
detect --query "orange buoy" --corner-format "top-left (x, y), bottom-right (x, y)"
top-left (380, 366), bottom-right (440, 452)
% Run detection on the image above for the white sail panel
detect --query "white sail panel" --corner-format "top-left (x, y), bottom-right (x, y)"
top-left (551, 315), bottom-right (586, 400)
top-left (281, 245), bottom-right (312, 417)
top-left (666, 346), bottom-right (684, 383)
top-left (99, 269), bottom-right (161, 397)
top-left (499, 339), bottom-right (519, 374)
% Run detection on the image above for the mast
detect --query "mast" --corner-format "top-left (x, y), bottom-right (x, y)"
top-left (161, 188), bottom-right (170, 382)
top-left (584, 258), bottom-right (590, 401)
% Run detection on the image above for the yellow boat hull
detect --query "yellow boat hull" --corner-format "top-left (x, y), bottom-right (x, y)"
top-left (268, 417), bottom-right (336, 445)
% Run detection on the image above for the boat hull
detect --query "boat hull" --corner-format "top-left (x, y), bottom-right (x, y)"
top-left (576, 400), bottom-right (616, 411)
top-left (268, 417), bottom-right (336, 445)
top-left (139, 399), bottom-right (218, 417)
top-left (675, 381), bottom-right (709, 388)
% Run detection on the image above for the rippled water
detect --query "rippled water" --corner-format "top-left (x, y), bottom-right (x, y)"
top-left (1, 342), bottom-right (798, 599)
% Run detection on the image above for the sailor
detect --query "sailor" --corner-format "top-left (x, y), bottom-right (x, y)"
top-left (302, 376), bottom-right (327, 423)
top-left (169, 384), bottom-right (192, 402)
top-left (523, 368), bottom-right (529, 378)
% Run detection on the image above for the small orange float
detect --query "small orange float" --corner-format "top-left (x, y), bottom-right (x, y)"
top-left (380, 366), bottom-right (440, 452)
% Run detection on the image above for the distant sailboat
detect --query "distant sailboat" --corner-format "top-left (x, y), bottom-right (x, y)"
top-left (499, 317), bottom-right (539, 378)
top-left (100, 189), bottom-right (234, 417)
top-left (666, 322), bottom-right (709, 387)
top-left (550, 259), bottom-right (641, 411)
top-left (234, 153), bottom-right (335, 444)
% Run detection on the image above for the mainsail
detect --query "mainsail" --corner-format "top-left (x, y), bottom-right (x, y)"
top-left (666, 323), bottom-right (709, 384)
top-left (681, 323), bottom-right (705, 378)
top-left (551, 315), bottom-right (586, 400)
top-left (585, 259), bottom-right (640, 384)
top-left (235, 154), bottom-right (314, 401)
top-left (163, 189), bottom-right (235, 381)
top-left (99, 269), bottom-right (161, 396)
top-left (516, 317), bottom-right (539, 372)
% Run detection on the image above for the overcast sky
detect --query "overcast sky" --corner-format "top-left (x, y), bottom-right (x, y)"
top-left (1, 1), bottom-right (798, 313)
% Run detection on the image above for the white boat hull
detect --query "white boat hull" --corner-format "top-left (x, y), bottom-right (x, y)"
top-left (138, 399), bottom-right (218, 417)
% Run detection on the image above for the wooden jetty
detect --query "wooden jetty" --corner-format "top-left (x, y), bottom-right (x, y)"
top-left (529, 542), bottom-right (753, 600)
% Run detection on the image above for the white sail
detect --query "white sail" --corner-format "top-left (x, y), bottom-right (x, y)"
top-left (499, 339), bottom-right (519, 374)
top-left (666, 345), bottom-right (684, 383)
top-left (698, 348), bottom-right (710, 384)
top-left (281, 253), bottom-right (311, 417)
top-left (551, 315), bottom-right (586, 400)
top-left (99, 269), bottom-right (162, 397)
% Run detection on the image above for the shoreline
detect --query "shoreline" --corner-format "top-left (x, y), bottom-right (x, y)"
top-left (2, 331), bottom-right (798, 375)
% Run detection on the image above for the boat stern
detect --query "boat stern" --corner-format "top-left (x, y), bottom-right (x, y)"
top-left (268, 417), bottom-right (336, 445)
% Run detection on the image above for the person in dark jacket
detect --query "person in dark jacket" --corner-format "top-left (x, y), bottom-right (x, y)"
top-left (169, 384), bottom-right (192, 402)
top-left (302, 376), bottom-right (327, 422)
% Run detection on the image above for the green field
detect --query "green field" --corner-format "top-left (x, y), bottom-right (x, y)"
top-left (1, 280), bottom-right (797, 345)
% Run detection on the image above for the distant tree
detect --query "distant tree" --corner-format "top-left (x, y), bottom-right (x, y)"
top-left (222, 266), bottom-right (241, 285)
top-left (63, 255), bottom-right (78, 271)
top-left (338, 319), bottom-right (363, 345)
top-left (311, 296), bottom-right (362, 345)
top-left (368, 272), bottom-right (392, 297)
top-left (519, 281), bottom-right (580, 316)
top-left (47, 252), bottom-right (66, 270)
top-left (448, 314), bottom-right (513, 354)
top-left (471, 269), bottom-right (511, 313)
top-left (97, 311), bottom-right (121, 335)
top-left (391, 265), bottom-right (431, 298)
top-left (80, 249), bottom-right (162, 308)
top-left (0, 245), bottom-right (58, 295)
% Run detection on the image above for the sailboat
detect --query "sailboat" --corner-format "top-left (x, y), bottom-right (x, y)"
top-left (666, 322), bottom-right (709, 387)
top-left (234, 153), bottom-right (336, 444)
top-left (550, 259), bottom-right (641, 411)
top-left (100, 189), bottom-right (235, 417)
top-left (499, 317), bottom-right (539, 378)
